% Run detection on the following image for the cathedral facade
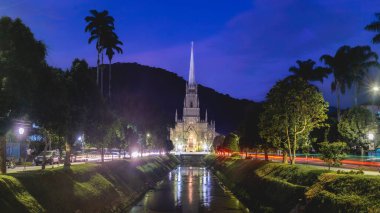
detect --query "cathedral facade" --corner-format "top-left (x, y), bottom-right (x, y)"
top-left (170, 42), bottom-right (216, 152)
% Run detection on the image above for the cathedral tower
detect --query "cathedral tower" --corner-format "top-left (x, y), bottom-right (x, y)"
top-left (183, 42), bottom-right (200, 122)
top-left (170, 42), bottom-right (216, 152)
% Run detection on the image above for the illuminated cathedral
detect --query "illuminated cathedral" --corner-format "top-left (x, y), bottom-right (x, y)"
top-left (170, 42), bottom-right (216, 152)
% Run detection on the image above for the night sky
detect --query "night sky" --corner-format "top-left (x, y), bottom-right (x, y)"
top-left (1, 0), bottom-right (380, 107)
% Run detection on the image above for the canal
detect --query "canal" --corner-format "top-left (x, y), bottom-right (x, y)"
top-left (129, 166), bottom-right (250, 212)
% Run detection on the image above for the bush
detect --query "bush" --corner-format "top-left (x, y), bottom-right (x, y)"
top-left (305, 173), bottom-right (380, 212)
top-left (336, 169), bottom-right (364, 175)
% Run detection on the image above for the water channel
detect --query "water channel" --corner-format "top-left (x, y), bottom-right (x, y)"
top-left (129, 167), bottom-right (250, 213)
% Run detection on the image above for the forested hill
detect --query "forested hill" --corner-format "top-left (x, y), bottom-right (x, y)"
top-left (107, 62), bottom-right (260, 135)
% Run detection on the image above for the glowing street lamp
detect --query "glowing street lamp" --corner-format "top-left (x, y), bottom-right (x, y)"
top-left (18, 127), bottom-right (25, 135)
top-left (373, 86), bottom-right (379, 92)
top-left (203, 144), bottom-right (208, 152)
top-left (368, 133), bottom-right (375, 141)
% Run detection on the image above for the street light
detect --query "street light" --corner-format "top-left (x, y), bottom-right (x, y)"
top-left (18, 127), bottom-right (25, 135)
top-left (373, 86), bottom-right (379, 92)
top-left (368, 133), bottom-right (375, 141)
top-left (203, 143), bottom-right (208, 152)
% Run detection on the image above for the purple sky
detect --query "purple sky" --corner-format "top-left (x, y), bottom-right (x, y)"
top-left (1, 0), bottom-right (380, 106)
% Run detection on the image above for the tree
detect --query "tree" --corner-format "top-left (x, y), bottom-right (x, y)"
top-left (62, 59), bottom-right (104, 167)
top-left (222, 132), bottom-right (240, 152)
top-left (299, 134), bottom-right (315, 163)
top-left (338, 107), bottom-right (377, 155)
top-left (105, 118), bottom-right (125, 160)
top-left (104, 33), bottom-right (123, 98)
top-left (259, 77), bottom-right (328, 164)
top-left (85, 10), bottom-right (115, 93)
top-left (163, 139), bottom-right (174, 153)
top-left (320, 45), bottom-right (379, 118)
top-left (321, 46), bottom-right (354, 120)
top-left (348, 46), bottom-right (379, 105)
top-left (212, 135), bottom-right (225, 152)
top-left (0, 17), bottom-right (47, 173)
top-left (319, 141), bottom-right (347, 170)
top-left (289, 59), bottom-right (331, 83)
top-left (365, 13), bottom-right (380, 44)
top-left (237, 103), bottom-right (264, 158)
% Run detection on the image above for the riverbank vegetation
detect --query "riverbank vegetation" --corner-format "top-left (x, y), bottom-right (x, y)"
top-left (205, 155), bottom-right (380, 213)
top-left (0, 155), bottom-right (179, 212)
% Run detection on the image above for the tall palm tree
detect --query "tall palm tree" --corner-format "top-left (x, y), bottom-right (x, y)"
top-left (320, 46), bottom-right (354, 121)
top-left (104, 33), bottom-right (123, 98)
top-left (348, 46), bottom-right (379, 106)
top-left (289, 59), bottom-right (331, 82)
top-left (84, 10), bottom-right (115, 92)
top-left (365, 13), bottom-right (380, 44)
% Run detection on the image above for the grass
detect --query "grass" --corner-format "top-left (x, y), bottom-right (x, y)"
top-left (0, 155), bottom-right (180, 212)
top-left (205, 154), bottom-right (380, 213)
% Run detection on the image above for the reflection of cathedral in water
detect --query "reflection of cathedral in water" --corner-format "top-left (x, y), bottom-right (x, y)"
top-left (171, 167), bottom-right (211, 208)
top-left (170, 42), bottom-right (216, 152)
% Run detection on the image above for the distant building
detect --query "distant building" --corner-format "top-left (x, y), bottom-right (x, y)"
top-left (170, 42), bottom-right (216, 152)
top-left (6, 134), bottom-right (28, 162)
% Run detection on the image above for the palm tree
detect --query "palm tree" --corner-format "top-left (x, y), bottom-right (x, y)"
top-left (104, 33), bottom-right (123, 98)
top-left (348, 46), bottom-right (379, 106)
top-left (365, 13), bottom-right (380, 44)
top-left (84, 10), bottom-right (115, 92)
top-left (320, 46), bottom-right (354, 121)
top-left (321, 46), bottom-right (379, 119)
top-left (289, 59), bottom-right (331, 82)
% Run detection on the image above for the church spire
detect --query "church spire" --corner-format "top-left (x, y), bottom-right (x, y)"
top-left (175, 109), bottom-right (178, 122)
top-left (188, 41), bottom-right (195, 85)
top-left (205, 109), bottom-right (208, 122)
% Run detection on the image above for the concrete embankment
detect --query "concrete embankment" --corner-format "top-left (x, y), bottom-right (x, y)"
top-left (205, 155), bottom-right (380, 213)
top-left (0, 155), bottom-right (180, 213)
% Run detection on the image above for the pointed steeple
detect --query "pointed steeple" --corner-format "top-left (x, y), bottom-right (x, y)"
top-left (188, 41), bottom-right (195, 85)
top-left (205, 109), bottom-right (208, 122)
top-left (175, 109), bottom-right (178, 122)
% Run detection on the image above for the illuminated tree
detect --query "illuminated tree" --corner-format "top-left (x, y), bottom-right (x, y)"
top-left (223, 132), bottom-right (240, 152)
top-left (259, 77), bottom-right (328, 164)
top-left (0, 17), bottom-right (47, 173)
top-left (319, 141), bottom-right (347, 170)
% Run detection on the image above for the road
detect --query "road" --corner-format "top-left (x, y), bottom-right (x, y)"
top-left (219, 152), bottom-right (380, 176)
top-left (6, 155), bottom-right (126, 174)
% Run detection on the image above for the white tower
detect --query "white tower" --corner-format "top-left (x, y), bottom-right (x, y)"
top-left (183, 41), bottom-right (200, 122)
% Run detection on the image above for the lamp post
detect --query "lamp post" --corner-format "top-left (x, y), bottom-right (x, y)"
top-left (17, 127), bottom-right (26, 170)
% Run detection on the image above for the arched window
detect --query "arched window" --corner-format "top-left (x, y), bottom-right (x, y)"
top-left (190, 102), bottom-right (193, 108)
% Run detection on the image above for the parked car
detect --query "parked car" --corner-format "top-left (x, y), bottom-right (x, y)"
top-left (72, 153), bottom-right (88, 162)
top-left (34, 151), bottom-right (60, 166)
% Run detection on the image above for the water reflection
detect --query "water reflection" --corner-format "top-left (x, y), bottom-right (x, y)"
top-left (129, 167), bottom-right (249, 212)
